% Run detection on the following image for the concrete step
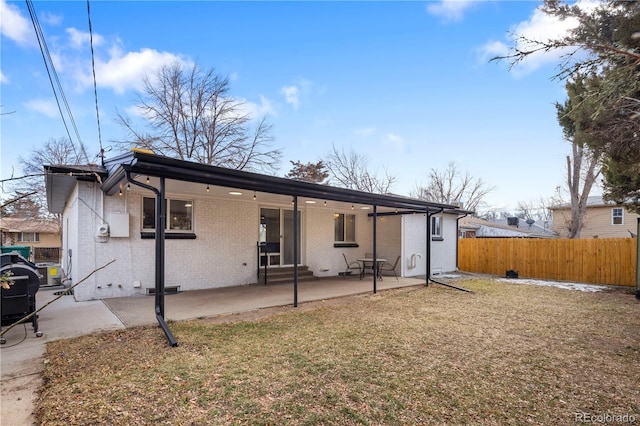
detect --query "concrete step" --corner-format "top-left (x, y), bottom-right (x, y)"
top-left (258, 266), bottom-right (317, 285)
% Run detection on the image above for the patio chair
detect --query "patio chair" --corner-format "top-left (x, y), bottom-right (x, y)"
top-left (342, 253), bottom-right (362, 279)
top-left (379, 255), bottom-right (401, 281)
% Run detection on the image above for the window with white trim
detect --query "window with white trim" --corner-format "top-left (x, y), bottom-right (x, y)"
top-left (612, 208), bottom-right (623, 225)
top-left (431, 216), bottom-right (442, 239)
top-left (18, 232), bottom-right (40, 242)
top-left (334, 213), bottom-right (356, 243)
top-left (142, 197), bottom-right (194, 231)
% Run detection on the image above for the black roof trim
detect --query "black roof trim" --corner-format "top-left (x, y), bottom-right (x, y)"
top-left (100, 152), bottom-right (473, 213)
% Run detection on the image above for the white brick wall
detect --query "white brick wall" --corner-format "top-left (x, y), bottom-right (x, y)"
top-left (305, 209), bottom-right (372, 277)
top-left (375, 215), bottom-right (401, 265)
top-left (64, 182), bottom-right (460, 300)
top-left (67, 183), bottom-right (260, 301)
top-left (401, 213), bottom-right (458, 277)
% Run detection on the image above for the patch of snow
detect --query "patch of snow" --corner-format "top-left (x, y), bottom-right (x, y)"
top-left (497, 278), bottom-right (607, 292)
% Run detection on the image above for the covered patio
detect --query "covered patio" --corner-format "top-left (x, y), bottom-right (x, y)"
top-left (46, 151), bottom-right (471, 346)
top-left (104, 275), bottom-right (427, 328)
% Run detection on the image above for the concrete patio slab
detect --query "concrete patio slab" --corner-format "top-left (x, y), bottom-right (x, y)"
top-left (104, 276), bottom-right (426, 327)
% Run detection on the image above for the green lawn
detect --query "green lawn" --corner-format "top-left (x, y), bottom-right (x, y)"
top-left (37, 279), bottom-right (640, 425)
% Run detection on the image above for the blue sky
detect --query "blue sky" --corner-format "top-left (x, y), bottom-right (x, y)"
top-left (1, 0), bottom-right (597, 212)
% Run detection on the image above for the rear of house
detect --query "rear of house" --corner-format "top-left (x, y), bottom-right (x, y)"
top-left (46, 152), bottom-right (468, 301)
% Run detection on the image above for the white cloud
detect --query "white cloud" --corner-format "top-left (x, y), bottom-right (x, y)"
top-left (477, 40), bottom-right (509, 63)
top-left (24, 99), bottom-right (58, 118)
top-left (355, 126), bottom-right (376, 137)
top-left (237, 94), bottom-right (277, 119)
top-left (426, 0), bottom-right (478, 22)
top-left (41, 12), bottom-right (63, 26)
top-left (479, 0), bottom-right (601, 75)
top-left (256, 95), bottom-right (276, 117)
top-left (0, 0), bottom-right (35, 46)
top-left (281, 85), bottom-right (300, 109)
top-left (383, 133), bottom-right (404, 150)
top-left (0, 70), bottom-right (8, 84)
top-left (66, 27), bottom-right (104, 49)
top-left (280, 79), bottom-right (313, 110)
top-left (50, 52), bottom-right (66, 73)
top-left (78, 46), bottom-right (189, 94)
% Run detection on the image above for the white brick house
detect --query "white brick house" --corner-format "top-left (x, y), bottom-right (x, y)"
top-left (45, 152), bottom-right (469, 302)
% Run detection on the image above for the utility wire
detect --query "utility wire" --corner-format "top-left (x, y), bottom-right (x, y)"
top-left (86, 0), bottom-right (104, 165)
top-left (25, 0), bottom-right (89, 163)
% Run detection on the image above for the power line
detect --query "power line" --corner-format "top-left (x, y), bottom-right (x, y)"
top-left (86, 0), bottom-right (104, 165)
top-left (25, 0), bottom-right (89, 163)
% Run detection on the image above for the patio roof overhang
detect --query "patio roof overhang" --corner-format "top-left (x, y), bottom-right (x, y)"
top-left (47, 151), bottom-right (473, 347)
top-left (100, 151), bottom-right (472, 215)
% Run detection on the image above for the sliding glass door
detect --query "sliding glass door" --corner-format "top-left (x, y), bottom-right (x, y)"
top-left (259, 208), bottom-right (301, 267)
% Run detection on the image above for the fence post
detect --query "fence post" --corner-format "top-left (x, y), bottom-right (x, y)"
top-left (636, 217), bottom-right (640, 300)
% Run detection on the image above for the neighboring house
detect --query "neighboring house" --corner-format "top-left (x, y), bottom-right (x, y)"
top-left (550, 196), bottom-right (640, 239)
top-left (459, 216), bottom-right (557, 238)
top-left (0, 217), bottom-right (61, 262)
top-left (44, 151), bottom-right (471, 302)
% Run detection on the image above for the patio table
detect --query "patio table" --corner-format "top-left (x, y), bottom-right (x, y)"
top-left (357, 258), bottom-right (386, 280)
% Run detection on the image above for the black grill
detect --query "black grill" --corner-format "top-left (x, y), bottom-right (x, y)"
top-left (1, 253), bottom-right (43, 342)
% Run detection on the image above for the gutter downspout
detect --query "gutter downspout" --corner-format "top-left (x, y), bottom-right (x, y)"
top-left (293, 195), bottom-right (298, 307)
top-left (126, 172), bottom-right (178, 347)
top-left (636, 217), bottom-right (639, 300)
top-left (425, 209), bottom-right (430, 287)
top-left (373, 205), bottom-right (377, 294)
top-left (426, 208), bottom-right (444, 286)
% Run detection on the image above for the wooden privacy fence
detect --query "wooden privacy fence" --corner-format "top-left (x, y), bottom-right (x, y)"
top-left (459, 238), bottom-right (637, 287)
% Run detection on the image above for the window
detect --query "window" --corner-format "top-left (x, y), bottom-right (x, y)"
top-left (334, 213), bottom-right (356, 242)
top-left (612, 208), bottom-right (623, 225)
top-left (142, 197), bottom-right (193, 231)
top-left (18, 232), bottom-right (40, 242)
top-left (431, 216), bottom-right (442, 239)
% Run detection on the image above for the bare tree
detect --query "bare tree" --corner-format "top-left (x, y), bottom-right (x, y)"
top-left (324, 145), bottom-right (396, 194)
top-left (515, 200), bottom-right (537, 221)
top-left (516, 195), bottom-right (557, 223)
top-left (116, 62), bottom-right (282, 173)
top-left (563, 149), bottom-right (601, 238)
top-left (412, 162), bottom-right (494, 212)
top-left (2, 137), bottom-right (85, 221)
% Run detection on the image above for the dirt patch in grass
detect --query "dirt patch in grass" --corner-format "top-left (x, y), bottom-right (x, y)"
top-left (36, 280), bottom-right (640, 425)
